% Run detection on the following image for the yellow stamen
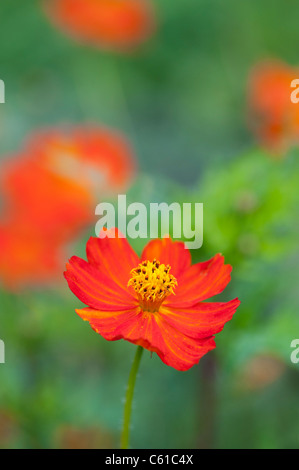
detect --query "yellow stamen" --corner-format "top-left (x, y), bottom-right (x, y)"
top-left (128, 259), bottom-right (177, 312)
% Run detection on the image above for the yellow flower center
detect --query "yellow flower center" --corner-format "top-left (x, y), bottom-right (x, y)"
top-left (128, 259), bottom-right (177, 312)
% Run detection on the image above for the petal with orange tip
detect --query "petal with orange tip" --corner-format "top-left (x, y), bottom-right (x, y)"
top-left (77, 305), bottom-right (217, 371)
top-left (165, 254), bottom-right (232, 308)
top-left (86, 229), bottom-right (140, 288)
top-left (64, 255), bottom-right (137, 311)
top-left (159, 298), bottom-right (240, 340)
top-left (76, 306), bottom-right (140, 341)
top-left (0, 220), bottom-right (62, 289)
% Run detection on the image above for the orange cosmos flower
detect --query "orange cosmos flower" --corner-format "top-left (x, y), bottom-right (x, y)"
top-left (64, 229), bottom-right (240, 371)
top-left (248, 60), bottom-right (299, 155)
top-left (43, 0), bottom-right (156, 51)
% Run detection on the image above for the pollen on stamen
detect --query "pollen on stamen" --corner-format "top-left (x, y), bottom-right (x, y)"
top-left (128, 259), bottom-right (178, 312)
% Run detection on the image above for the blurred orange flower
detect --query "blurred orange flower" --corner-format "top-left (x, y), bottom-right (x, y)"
top-left (1, 152), bottom-right (93, 243)
top-left (236, 354), bottom-right (286, 392)
top-left (65, 228), bottom-right (240, 371)
top-left (248, 60), bottom-right (299, 155)
top-left (0, 126), bottom-right (136, 289)
top-left (43, 0), bottom-right (156, 51)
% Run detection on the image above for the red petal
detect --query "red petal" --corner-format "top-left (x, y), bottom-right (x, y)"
top-left (125, 314), bottom-right (216, 371)
top-left (86, 228), bottom-right (140, 289)
top-left (166, 254), bottom-right (232, 307)
top-left (64, 255), bottom-right (137, 311)
top-left (159, 298), bottom-right (240, 339)
top-left (141, 236), bottom-right (191, 278)
top-left (76, 306), bottom-right (140, 340)
top-left (86, 306), bottom-right (216, 371)
top-left (76, 299), bottom-right (237, 371)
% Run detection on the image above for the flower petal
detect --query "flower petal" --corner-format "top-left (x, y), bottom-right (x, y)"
top-left (166, 254), bottom-right (232, 307)
top-left (153, 318), bottom-right (216, 371)
top-left (159, 298), bottom-right (240, 339)
top-left (76, 306), bottom-right (140, 340)
top-left (86, 228), bottom-right (140, 289)
top-left (141, 236), bottom-right (191, 278)
top-left (87, 307), bottom-right (216, 371)
top-left (64, 255), bottom-right (137, 311)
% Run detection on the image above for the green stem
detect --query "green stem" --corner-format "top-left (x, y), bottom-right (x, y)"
top-left (120, 345), bottom-right (144, 449)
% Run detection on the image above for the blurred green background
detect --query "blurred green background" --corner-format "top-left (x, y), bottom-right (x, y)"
top-left (0, 0), bottom-right (299, 449)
